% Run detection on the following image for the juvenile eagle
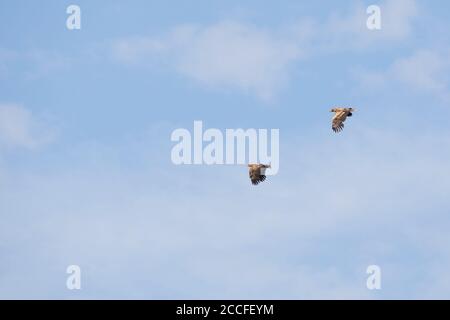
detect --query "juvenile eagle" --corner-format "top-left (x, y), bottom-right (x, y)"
top-left (330, 107), bottom-right (355, 133)
top-left (248, 164), bottom-right (271, 185)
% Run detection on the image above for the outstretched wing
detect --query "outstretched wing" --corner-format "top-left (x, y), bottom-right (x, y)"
top-left (332, 110), bottom-right (348, 133)
top-left (249, 165), bottom-right (267, 185)
top-left (332, 118), bottom-right (345, 132)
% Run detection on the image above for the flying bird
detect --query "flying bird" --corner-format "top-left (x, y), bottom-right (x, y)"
top-left (248, 163), bottom-right (271, 185)
top-left (330, 107), bottom-right (355, 133)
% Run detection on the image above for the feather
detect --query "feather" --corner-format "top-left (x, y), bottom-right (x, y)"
top-left (248, 164), bottom-right (270, 185)
top-left (331, 108), bottom-right (355, 133)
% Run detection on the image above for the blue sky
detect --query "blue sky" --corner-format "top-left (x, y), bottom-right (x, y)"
top-left (1, 0), bottom-right (450, 299)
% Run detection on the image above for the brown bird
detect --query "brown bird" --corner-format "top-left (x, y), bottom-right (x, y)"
top-left (248, 163), bottom-right (271, 185)
top-left (330, 107), bottom-right (355, 133)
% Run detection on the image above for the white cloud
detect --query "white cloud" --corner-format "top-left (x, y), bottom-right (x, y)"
top-left (113, 21), bottom-right (305, 101)
top-left (111, 0), bottom-right (419, 100)
top-left (112, 36), bottom-right (167, 65)
top-left (354, 49), bottom-right (450, 101)
top-left (322, 0), bottom-right (418, 51)
top-left (0, 104), bottom-right (55, 150)
top-left (382, 0), bottom-right (419, 39)
top-left (392, 49), bottom-right (450, 99)
top-left (175, 22), bottom-right (303, 101)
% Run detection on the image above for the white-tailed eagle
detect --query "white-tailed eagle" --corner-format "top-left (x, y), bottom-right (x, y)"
top-left (330, 107), bottom-right (355, 133)
top-left (248, 164), bottom-right (271, 185)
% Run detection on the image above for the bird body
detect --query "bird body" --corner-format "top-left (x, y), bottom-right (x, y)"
top-left (248, 164), bottom-right (271, 185)
top-left (330, 107), bottom-right (355, 133)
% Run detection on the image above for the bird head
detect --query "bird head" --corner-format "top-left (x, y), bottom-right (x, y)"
top-left (330, 108), bottom-right (336, 112)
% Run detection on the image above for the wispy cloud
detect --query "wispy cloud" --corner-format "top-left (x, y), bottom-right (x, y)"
top-left (0, 104), bottom-right (56, 150)
top-left (110, 0), bottom-right (419, 101)
top-left (113, 21), bottom-right (307, 101)
top-left (392, 49), bottom-right (450, 100)
top-left (355, 49), bottom-right (450, 102)
top-left (0, 48), bottom-right (71, 80)
top-left (322, 0), bottom-right (418, 51)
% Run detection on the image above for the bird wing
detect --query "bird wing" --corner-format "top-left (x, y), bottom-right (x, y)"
top-left (249, 165), bottom-right (266, 185)
top-left (332, 110), bottom-right (348, 133)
